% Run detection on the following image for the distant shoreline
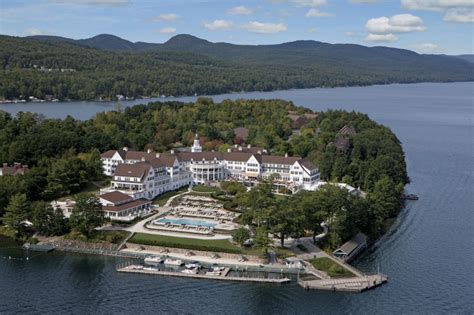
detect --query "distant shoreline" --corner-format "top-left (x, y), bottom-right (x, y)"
top-left (1, 80), bottom-right (472, 105)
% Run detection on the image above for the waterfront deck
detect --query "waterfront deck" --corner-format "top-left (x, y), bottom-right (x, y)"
top-left (298, 274), bottom-right (387, 292)
top-left (117, 265), bottom-right (291, 284)
top-left (22, 243), bottom-right (55, 252)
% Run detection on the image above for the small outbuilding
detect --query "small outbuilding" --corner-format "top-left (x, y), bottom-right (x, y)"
top-left (333, 232), bottom-right (368, 262)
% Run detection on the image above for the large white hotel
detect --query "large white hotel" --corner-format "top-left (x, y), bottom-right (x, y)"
top-left (100, 134), bottom-right (320, 200)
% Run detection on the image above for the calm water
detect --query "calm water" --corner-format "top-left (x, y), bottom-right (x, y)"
top-left (1, 82), bottom-right (473, 314)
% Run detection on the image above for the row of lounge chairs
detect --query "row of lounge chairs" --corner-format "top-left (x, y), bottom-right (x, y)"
top-left (150, 221), bottom-right (214, 235)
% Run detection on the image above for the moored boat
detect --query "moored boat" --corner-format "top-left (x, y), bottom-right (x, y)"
top-left (144, 255), bottom-right (164, 264)
top-left (164, 258), bottom-right (184, 266)
top-left (182, 266), bottom-right (199, 274)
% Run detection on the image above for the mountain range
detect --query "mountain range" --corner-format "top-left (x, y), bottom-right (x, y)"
top-left (1, 33), bottom-right (473, 101)
top-left (27, 33), bottom-right (473, 63)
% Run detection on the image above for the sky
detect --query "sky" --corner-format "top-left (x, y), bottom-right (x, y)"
top-left (0, 0), bottom-right (473, 55)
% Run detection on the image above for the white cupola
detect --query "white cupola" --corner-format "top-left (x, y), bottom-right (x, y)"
top-left (191, 133), bottom-right (202, 153)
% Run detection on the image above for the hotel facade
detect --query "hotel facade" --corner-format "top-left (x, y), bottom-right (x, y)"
top-left (100, 135), bottom-right (320, 201)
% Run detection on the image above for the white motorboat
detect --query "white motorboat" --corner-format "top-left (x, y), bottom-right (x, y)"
top-left (125, 265), bottom-right (143, 270)
top-left (144, 255), bottom-right (164, 264)
top-left (211, 266), bottom-right (224, 271)
top-left (164, 258), bottom-right (184, 266)
top-left (181, 267), bottom-right (199, 274)
top-left (205, 270), bottom-right (221, 276)
top-left (185, 261), bottom-right (201, 269)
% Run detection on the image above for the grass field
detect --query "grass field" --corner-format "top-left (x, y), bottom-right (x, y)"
top-left (129, 233), bottom-right (242, 254)
top-left (58, 182), bottom-right (101, 201)
top-left (191, 185), bottom-right (221, 193)
top-left (309, 257), bottom-right (355, 278)
top-left (152, 187), bottom-right (188, 206)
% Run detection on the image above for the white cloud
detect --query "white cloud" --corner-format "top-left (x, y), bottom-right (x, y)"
top-left (204, 20), bottom-right (234, 31)
top-left (49, 0), bottom-right (129, 5)
top-left (305, 8), bottom-right (333, 17)
top-left (241, 21), bottom-right (288, 34)
top-left (444, 8), bottom-right (474, 23)
top-left (308, 27), bottom-right (318, 33)
top-left (227, 6), bottom-right (253, 15)
top-left (291, 0), bottom-right (327, 7)
top-left (351, 0), bottom-right (377, 3)
top-left (158, 27), bottom-right (176, 34)
top-left (412, 42), bottom-right (439, 53)
top-left (155, 13), bottom-right (179, 22)
top-left (25, 28), bottom-right (50, 36)
top-left (366, 33), bottom-right (399, 42)
top-left (366, 14), bottom-right (426, 34)
top-left (401, 0), bottom-right (473, 11)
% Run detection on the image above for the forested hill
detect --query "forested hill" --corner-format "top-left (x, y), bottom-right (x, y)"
top-left (1, 34), bottom-right (473, 101)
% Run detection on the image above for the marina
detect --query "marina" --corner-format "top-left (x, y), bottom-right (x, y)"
top-left (117, 263), bottom-right (292, 284)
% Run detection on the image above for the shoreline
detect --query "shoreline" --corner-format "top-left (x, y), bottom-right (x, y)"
top-left (1, 234), bottom-right (388, 293)
top-left (1, 81), bottom-right (472, 105)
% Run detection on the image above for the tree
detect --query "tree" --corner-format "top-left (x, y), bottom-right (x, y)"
top-left (221, 181), bottom-right (246, 195)
top-left (45, 154), bottom-right (88, 198)
top-left (367, 176), bottom-right (402, 235)
top-left (254, 227), bottom-right (272, 255)
top-left (232, 227), bottom-right (251, 246)
top-left (69, 193), bottom-right (104, 238)
top-left (32, 201), bottom-right (69, 236)
top-left (3, 194), bottom-right (30, 236)
top-left (268, 198), bottom-right (304, 247)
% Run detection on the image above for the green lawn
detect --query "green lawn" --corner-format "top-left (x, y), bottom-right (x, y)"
top-left (152, 187), bottom-right (188, 207)
top-left (129, 233), bottom-right (242, 254)
top-left (58, 182), bottom-right (102, 201)
top-left (191, 185), bottom-right (221, 193)
top-left (274, 247), bottom-right (296, 259)
top-left (309, 257), bottom-right (355, 278)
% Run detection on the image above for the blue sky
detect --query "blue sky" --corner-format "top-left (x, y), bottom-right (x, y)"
top-left (0, 0), bottom-right (473, 54)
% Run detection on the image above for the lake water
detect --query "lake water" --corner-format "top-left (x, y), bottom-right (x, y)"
top-left (1, 82), bottom-right (473, 314)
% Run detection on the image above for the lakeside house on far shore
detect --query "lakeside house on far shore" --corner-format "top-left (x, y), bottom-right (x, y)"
top-left (0, 163), bottom-right (29, 176)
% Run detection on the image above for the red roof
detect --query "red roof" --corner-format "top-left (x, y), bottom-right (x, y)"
top-left (99, 191), bottom-right (133, 205)
top-left (102, 199), bottom-right (151, 212)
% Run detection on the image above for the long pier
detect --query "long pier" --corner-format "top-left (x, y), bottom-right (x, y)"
top-left (117, 265), bottom-right (291, 284)
top-left (298, 274), bottom-right (388, 292)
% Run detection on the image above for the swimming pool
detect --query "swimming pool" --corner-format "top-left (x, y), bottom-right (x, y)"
top-left (155, 217), bottom-right (217, 228)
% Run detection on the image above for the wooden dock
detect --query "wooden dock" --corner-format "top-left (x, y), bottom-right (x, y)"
top-left (298, 274), bottom-right (388, 293)
top-left (117, 265), bottom-right (291, 284)
top-left (22, 243), bottom-right (55, 252)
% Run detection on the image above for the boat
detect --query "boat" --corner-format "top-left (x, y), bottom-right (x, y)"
top-left (143, 266), bottom-right (158, 271)
top-left (185, 261), bottom-right (201, 269)
top-left (125, 265), bottom-right (143, 270)
top-left (144, 255), bottom-right (164, 264)
top-left (205, 270), bottom-right (221, 276)
top-left (206, 266), bottom-right (224, 275)
top-left (164, 258), bottom-right (184, 266)
top-left (401, 193), bottom-right (419, 200)
top-left (211, 264), bottom-right (224, 271)
top-left (182, 267), bottom-right (199, 274)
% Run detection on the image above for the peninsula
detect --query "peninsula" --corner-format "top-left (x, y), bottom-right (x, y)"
top-left (0, 98), bottom-right (407, 291)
